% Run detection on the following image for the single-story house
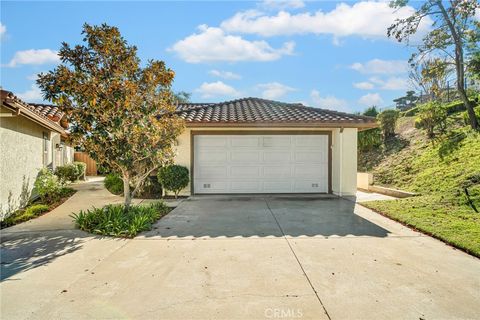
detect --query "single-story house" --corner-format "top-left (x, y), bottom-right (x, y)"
top-left (173, 98), bottom-right (376, 196)
top-left (0, 90), bottom-right (74, 217)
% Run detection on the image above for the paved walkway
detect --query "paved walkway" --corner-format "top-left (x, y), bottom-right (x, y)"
top-left (1, 177), bottom-right (180, 235)
top-left (1, 180), bottom-right (479, 319)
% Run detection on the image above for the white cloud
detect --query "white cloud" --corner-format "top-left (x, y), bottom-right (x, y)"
top-left (353, 81), bottom-right (375, 90)
top-left (257, 82), bottom-right (296, 99)
top-left (195, 81), bottom-right (240, 99)
top-left (355, 76), bottom-right (410, 91)
top-left (358, 93), bottom-right (383, 106)
top-left (169, 25), bottom-right (295, 63)
top-left (475, 8), bottom-right (480, 21)
top-left (209, 69), bottom-right (242, 80)
top-left (260, 0), bottom-right (305, 10)
top-left (17, 84), bottom-right (43, 102)
top-left (6, 49), bottom-right (60, 67)
top-left (375, 77), bottom-right (410, 90)
top-left (310, 89), bottom-right (349, 112)
top-left (221, 1), bottom-right (431, 39)
top-left (0, 22), bottom-right (6, 39)
top-left (350, 59), bottom-right (408, 75)
top-left (26, 73), bottom-right (42, 81)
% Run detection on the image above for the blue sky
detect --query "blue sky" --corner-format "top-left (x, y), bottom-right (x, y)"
top-left (1, 1), bottom-right (432, 113)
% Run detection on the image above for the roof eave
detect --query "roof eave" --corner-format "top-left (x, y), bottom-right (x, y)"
top-left (2, 100), bottom-right (66, 134)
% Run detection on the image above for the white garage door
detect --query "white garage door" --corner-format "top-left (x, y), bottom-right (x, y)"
top-left (193, 134), bottom-right (329, 194)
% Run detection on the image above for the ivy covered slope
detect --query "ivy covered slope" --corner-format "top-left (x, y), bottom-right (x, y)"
top-left (360, 110), bottom-right (480, 257)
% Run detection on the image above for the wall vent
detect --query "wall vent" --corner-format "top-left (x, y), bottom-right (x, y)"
top-left (203, 183), bottom-right (211, 188)
top-left (312, 183), bottom-right (319, 188)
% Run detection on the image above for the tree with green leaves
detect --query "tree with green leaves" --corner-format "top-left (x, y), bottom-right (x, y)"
top-left (393, 90), bottom-right (418, 110)
top-left (377, 109), bottom-right (400, 141)
top-left (358, 106), bottom-right (382, 152)
top-left (416, 101), bottom-right (448, 139)
top-left (388, 0), bottom-right (479, 130)
top-left (174, 91), bottom-right (192, 103)
top-left (37, 24), bottom-right (184, 208)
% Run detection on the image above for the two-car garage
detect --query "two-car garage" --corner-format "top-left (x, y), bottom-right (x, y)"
top-left (174, 97), bottom-right (377, 196)
top-left (192, 133), bottom-right (330, 194)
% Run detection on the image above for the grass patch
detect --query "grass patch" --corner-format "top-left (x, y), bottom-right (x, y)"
top-left (1, 188), bottom-right (76, 228)
top-left (363, 196), bottom-right (480, 257)
top-left (360, 109), bottom-right (480, 257)
top-left (71, 202), bottom-right (171, 238)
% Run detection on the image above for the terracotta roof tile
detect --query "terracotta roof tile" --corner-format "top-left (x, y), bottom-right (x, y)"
top-left (28, 103), bottom-right (64, 123)
top-left (176, 97), bottom-right (376, 127)
top-left (1, 90), bottom-right (64, 124)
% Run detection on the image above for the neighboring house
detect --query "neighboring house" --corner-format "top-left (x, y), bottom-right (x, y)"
top-left (173, 98), bottom-right (376, 196)
top-left (0, 90), bottom-right (74, 217)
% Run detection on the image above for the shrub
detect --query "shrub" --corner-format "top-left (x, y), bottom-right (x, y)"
top-left (34, 168), bottom-right (62, 203)
top-left (1, 204), bottom-right (50, 228)
top-left (73, 162), bottom-right (87, 180)
top-left (71, 202), bottom-right (170, 238)
top-left (358, 128), bottom-right (382, 152)
top-left (377, 109), bottom-right (400, 140)
top-left (136, 175), bottom-right (162, 198)
top-left (416, 101), bottom-right (448, 139)
top-left (462, 107), bottom-right (480, 126)
top-left (157, 165), bottom-right (190, 199)
top-left (403, 106), bottom-right (419, 117)
top-left (55, 164), bottom-right (78, 183)
top-left (104, 173), bottom-right (124, 195)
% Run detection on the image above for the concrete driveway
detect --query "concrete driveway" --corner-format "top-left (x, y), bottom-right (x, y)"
top-left (1, 194), bottom-right (479, 319)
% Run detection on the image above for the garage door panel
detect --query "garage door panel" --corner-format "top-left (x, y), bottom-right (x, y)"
top-left (230, 166), bottom-right (260, 178)
top-left (263, 166), bottom-right (292, 178)
top-left (195, 180), bottom-right (228, 192)
top-left (230, 136), bottom-right (260, 147)
top-left (264, 151), bottom-right (291, 163)
top-left (294, 166), bottom-right (326, 178)
top-left (231, 181), bottom-right (261, 192)
top-left (194, 134), bottom-right (329, 194)
top-left (230, 151), bottom-right (260, 163)
top-left (294, 180), bottom-right (327, 193)
top-left (295, 135), bottom-right (324, 147)
top-left (294, 151), bottom-right (326, 163)
top-left (197, 151), bottom-right (227, 163)
top-left (196, 166), bottom-right (227, 179)
top-left (263, 136), bottom-right (291, 147)
top-left (196, 136), bottom-right (227, 147)
top-left (263, 181), bottom-right (293, 192)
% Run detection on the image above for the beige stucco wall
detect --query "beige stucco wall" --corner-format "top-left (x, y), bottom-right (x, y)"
top-left (173, 126), bottom-right (358, 196)
top-left (0, 107), bottom-right (73, 217)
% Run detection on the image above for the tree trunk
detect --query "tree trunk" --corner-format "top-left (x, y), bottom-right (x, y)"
top-left (123, 175), bottom-right (132, 209)
top-left (437, 0), bottom-right (479, 131)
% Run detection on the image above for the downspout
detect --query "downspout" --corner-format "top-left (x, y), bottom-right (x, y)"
top-left (339, 127), bottom-right (344, 197)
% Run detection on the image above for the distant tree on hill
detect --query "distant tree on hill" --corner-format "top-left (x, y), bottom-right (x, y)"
top-left (394, 91), bottom-right (418, 110)
top-left (388, 0), bottom-right (479, 130)
top-left (362, 106), bottom-right (379, 117)
top-left (174, 91), bottom-right (191, 103)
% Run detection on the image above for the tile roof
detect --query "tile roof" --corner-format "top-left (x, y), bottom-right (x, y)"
top-left (176, 97), bottom-right (376, 127)
top-left (28, 103), bottom-right (65, 123)
top-left (1, 90), bottom-right (66, 133)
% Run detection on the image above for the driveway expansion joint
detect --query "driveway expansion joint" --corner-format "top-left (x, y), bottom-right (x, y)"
top-left (264, 198), bottom-right (332, 320)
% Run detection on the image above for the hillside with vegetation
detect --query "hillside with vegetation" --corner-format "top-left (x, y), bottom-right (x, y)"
top-left (358, 101), bottom-right (480, 257)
